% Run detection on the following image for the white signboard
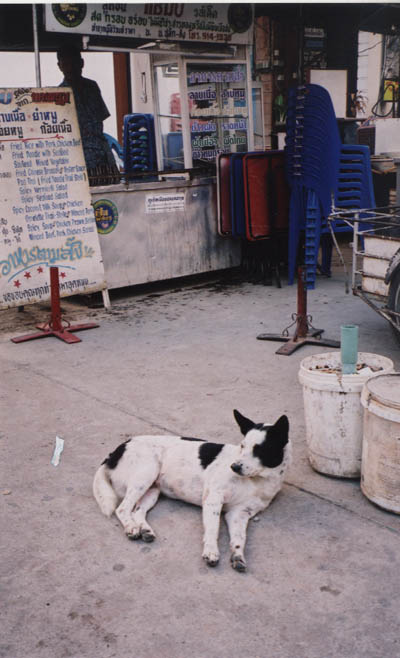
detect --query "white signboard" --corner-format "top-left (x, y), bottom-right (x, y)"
top-left (0, 87), bottom-right (106, 310)
top-left (309, 69), bottom-right (348, 119)
top-left (44, 3), bottom-right (254, 45)
top-left (374, 118), bottom-right (400, 155)
top-left (145, 193), bottom-right (185, 213)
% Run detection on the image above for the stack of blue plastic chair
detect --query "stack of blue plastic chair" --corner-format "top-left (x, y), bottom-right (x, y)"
top-left (319, 144), bottom-right (375, 275)
top-left (335, 144), bottom-right (375, 213)
top-left (285, 84), bottom-right (342, 288)
top-left (123, 114), bottom-right (157, 176)
top-left (285, 85), bottom-right (377, 289)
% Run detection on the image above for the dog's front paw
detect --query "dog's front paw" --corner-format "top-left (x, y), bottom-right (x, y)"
top-left (126, 527), bottom-right (156, 542)
top-left (126, 528), bottom-right (142, 541)
top-left (141, 529), bottom-right (156, 543)
top-left (202, 549), bottom-right (220, 567)
top-left (231, 554), bottom-right (247, 572)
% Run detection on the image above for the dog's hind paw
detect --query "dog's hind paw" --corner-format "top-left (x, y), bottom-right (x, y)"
top-left (202, 550), bottom-right (220, 567)
top-left (231, 555), bottom-right (247, 572)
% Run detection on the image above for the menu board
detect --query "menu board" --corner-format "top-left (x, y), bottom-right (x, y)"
top-left (187, 63), bottom-right (249, 165)
top-left (0, 88), bottom-right (106, 310)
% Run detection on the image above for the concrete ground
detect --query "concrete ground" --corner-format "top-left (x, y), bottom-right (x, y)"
top-left (1, 251), bottom-right (400, 658)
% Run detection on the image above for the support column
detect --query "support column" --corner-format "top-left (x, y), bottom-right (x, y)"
top-left (113, 52), bottom-right (131, 145)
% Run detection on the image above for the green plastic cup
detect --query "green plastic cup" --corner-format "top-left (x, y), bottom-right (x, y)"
top-left (341, 325), bottom-right (358, 374)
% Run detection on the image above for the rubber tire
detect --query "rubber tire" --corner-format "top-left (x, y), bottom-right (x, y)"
top-left (387, 267), bottom-right (400, 345)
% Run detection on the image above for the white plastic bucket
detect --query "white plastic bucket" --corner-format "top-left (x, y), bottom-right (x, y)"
top-left (361, 373), bottom-right (400, 513)
top-left (298, 352), bottom-right (394, 478)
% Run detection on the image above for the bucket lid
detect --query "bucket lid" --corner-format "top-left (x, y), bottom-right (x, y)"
top-left (364, 373), bottom-right (400, 410)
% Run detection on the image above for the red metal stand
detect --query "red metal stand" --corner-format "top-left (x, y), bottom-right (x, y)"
top-left (256, 266), bottom-right (340, 355)
top-left (11, 267), bottom-right (99, 344)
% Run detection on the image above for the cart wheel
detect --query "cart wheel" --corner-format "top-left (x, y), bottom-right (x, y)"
top-left (387, 267), bottom-right (400, 345)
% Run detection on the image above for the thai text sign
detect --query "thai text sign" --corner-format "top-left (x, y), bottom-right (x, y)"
top-left (0, 87), bottom-right (106, 310)
top-left (145, 192), bottom-right (185, 213)
top-left (45, 4), bottom-right (253, 45)
top-left (187, 63), bottom-right (249, 164)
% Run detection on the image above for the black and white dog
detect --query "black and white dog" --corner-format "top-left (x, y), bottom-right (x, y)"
top-left (93, 410), bottom-right (290, 572)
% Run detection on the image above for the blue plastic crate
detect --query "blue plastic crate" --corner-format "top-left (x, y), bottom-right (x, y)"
top-left (123, 114), bottom-right (156, 175)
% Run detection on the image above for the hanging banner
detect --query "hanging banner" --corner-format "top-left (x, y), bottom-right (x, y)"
top-left (44, 4), bottom-right (254, 45)
top-left (0, 87), bottom-right (106, 310)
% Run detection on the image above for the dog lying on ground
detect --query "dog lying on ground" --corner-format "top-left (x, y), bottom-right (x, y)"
top-left (93, 410), bottom-right (290, 572)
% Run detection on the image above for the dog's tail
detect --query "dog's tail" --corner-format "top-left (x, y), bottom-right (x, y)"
top-left (93, 464), bottom-right (119, 517)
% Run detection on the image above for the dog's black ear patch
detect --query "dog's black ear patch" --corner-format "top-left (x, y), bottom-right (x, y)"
top-left (271, 415), bottom-right (289, 442)
top-left (252, 416), bottom-right (289, 469)
top-left (233, 410), bottom-right (256, 436)
top-left (199, 442), bottom-right (224, 469)
top-left (181, 436), bottom-right (206, 442)
top-left (102, 440), bottom-right (130, 469)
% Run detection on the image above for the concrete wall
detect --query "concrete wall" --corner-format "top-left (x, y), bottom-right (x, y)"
top-left (254, 16), bottom-right (273, 149)
top-left (130, 52), bottom-right (154, 115)
top-left (357, 31), bottom-right (382, 117)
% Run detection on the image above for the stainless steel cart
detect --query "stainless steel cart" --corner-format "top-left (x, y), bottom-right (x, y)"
top-left (329, 206), bottom-right (400, 342)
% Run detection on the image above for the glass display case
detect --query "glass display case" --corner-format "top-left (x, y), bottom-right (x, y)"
top-left (154, 62), bottom-right (184, 170)
top-left (153, 53), bottom-right (257, 171)
top-left (187, 62), bottom-right (249, 167)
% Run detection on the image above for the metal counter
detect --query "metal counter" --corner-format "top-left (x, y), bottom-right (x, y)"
top-left (90, 177), bottom-right (240, 290)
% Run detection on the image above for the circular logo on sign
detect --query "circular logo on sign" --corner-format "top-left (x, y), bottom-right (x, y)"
top-left (227, 5), bottom-right (253, 33)
top-left (93, 199), bottom-right (119, 235)
top-left (52, 4), bottom-right (87, 28)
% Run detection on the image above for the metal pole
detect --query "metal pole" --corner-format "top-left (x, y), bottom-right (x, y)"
top-left (352, 215), bottom-right (359, 293)
top-left (49, 267), bottom-right (63, 332)
top-left (295, 267), bottom-right (309, 339)
top-left (32, 4), bottom-right (41, 87)
top-left (297, 5), bottom-right (304, 84)
top-left (246, 44), bottom-right (255, 151)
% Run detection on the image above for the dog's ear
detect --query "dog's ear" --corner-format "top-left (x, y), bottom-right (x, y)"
top-left (269, 415), bottom-right (289, 446)
top-left (233, 409), bottom-right (255, 436)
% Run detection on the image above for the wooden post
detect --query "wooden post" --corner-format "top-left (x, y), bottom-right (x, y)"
top-left (113, 53), bottom-right (131, 145)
